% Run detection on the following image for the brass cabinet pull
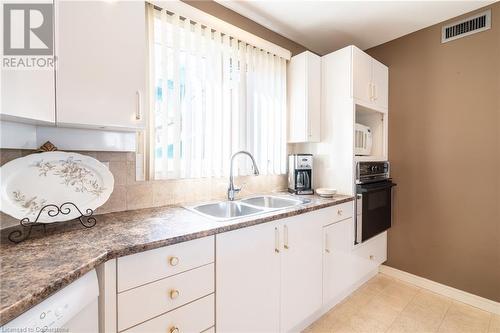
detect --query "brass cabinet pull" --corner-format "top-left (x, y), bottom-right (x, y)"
top-left (136, 90), bottom-right (142, 120)
top-left (284, 225), bottom-right (289, 249)
top-left (169, 289), bottom-right (180, 300)
top-left (169, 256), bottom-right (179, 266)
top-left (325, 233), bottom-right (330, 253)
top-left (274, 227), bottom-right (280, 253)
top-left (169, 326), bottom-right (179, 333)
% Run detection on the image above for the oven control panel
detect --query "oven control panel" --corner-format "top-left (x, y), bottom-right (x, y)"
top-left (356, 161), bottom-right (390, 183)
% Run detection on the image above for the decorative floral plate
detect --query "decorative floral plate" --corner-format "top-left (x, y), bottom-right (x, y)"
top-left (0, 152), bottom-right (114, 223)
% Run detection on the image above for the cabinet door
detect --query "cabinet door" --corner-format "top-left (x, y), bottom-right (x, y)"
top-left (216, 221), bottom-right (281, 333)
top-left (306, 53), bottom-right (321, 142)
top-left (288, 52), bottom-right (307, 142)
top-left (352, 46), bottom-right (372, 105)
top-left (372, 59), bottom-right (389, 109)
top-left (1, 70), bottom-right (55, 124)
top-left (323, 218), bottom-right (356, 304)
top-left (55, 1), bottom-right (146, 130)
top-left (288, 51), bottom-right (320, 143)
top-left (281, 212), bottom-right (323, 332)
top-left (1, 0), bottom-right (55, 125)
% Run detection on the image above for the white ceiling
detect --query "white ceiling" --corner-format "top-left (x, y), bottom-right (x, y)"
top-left (216, 1), bottom-right (496, 55)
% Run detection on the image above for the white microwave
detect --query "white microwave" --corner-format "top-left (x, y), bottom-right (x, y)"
top-left (355, 123), bottom-right (373, 156)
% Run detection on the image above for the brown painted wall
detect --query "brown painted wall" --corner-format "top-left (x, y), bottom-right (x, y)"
top-left (367, 3), bottom-right (500, 302)
top-left (182, 0), bottom-right (307, 56)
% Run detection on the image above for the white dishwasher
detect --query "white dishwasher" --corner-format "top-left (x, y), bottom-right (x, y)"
top-left (2, 269), bottom-right (99, 333)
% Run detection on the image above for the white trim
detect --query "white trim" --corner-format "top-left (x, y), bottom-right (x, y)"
top-left (379, 265), bottom-right (500, 315)
top-left (149, 0), bottom-right (291, 60)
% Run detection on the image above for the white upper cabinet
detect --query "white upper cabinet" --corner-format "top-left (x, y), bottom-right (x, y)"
top-left (352, 47), bottom-right (373, 105)
top-left (288, 51), bottom-right (321, 143)
top-left (1, 71), bottom-right (56, 125)
top-left (55, 1), bottom-right (146, 130)
top-left (1, 0), bottom-right (55, 125)
top-left (352, 46), bottom-right (388, 110)
top-left (371, 59), bottom-right (389, 109)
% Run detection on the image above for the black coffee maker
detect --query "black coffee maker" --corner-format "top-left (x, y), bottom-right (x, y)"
top-left (288, 154), bottom-right (314, 195)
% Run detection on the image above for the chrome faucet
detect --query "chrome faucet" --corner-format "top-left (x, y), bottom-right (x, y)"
top-left (228, 151), bottom-right (260, 201)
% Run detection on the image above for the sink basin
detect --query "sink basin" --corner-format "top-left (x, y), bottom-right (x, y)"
top-left (241, 196), bottom-right (310, 209)
top-left (192, 201), bottom-right (264, 220)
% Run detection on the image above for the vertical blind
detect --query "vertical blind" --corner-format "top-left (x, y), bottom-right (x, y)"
top-left (149, 4), bottom-right (287, 180)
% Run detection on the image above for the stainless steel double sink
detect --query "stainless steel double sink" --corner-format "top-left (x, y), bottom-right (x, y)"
top-left (187, 195), bottom-right (311, 221)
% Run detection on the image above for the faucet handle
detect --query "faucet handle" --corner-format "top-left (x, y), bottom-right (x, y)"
top-left (237, 182), bottom-right (246, 193)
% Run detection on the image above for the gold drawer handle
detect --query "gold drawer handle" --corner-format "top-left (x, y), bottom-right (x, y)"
top-left (169, 256), bottom-right (179, 266)
top-left (169, 289), bottom-right (180, 300)
top-left (169, 326), bottom-right (179, 333)
top-left (337, 209), bottom-right (343, 216)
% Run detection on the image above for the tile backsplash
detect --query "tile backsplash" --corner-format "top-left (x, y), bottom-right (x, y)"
top-left (0, 149), bottom-right (288, 229)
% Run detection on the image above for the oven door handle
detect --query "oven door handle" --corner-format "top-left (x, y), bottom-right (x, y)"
top-left (357, 181), bottom-right (397, 193)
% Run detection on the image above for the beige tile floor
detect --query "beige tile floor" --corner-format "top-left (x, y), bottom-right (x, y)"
top-left (304, 273), bottom-right (500, 333)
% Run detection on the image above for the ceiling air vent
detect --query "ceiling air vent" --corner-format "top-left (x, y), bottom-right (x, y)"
top-left (441, 9), bottom-right (491, 43)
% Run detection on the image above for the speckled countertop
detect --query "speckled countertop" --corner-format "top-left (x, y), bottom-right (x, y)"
top-left (0, 193), bottom-right (353, 325)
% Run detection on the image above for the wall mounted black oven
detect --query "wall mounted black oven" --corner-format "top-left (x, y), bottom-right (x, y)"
top-left (355, 161), bottom-right (396, 244)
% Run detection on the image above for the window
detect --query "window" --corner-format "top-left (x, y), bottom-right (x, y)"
top-left (149, 5), bottom-right (287, 180)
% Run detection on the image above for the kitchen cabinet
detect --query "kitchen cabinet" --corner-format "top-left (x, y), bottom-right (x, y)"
top-left (1, 0), bottom-right (55, 128)
top-left (352, 231), bottom-right (387, 278)
top-left (323, 217), bottom-right (356, 304)
top-left (323, 218), bottom-right (387, 306)
top-left (55, 0), bottom-right (146, 130)
top-left (216, 220), bottom-right (281, 333)
top-left (280, 214), bottom-right (323, 332)
top-left (352, 47), bottom-right (373, 106)
top-left (288, 51), bottom-right (321, 143)
top-left (107, 236), bottom-right (215, 332)
top-left (371, 59), bottom-right (389, 109)
top-left (216, 208), bottom-right (327, 332)
top-left (352, 46), bottom-right (388, 110)
top-left (1, 70), bottom-right (55, 125)
top-left (118, 264), bottom-right (214, 331)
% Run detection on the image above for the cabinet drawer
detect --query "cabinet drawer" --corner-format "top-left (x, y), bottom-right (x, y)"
top-left (323, 202), bottom-right (354, 226)
top-left (118, 263), bottom-right (214, 331)
top-left (123, 294), bottom-right (214, 333)
top-left (353, 231), bottom-right (387, 269)
top-left (117, 236), bottom-right (214, 292)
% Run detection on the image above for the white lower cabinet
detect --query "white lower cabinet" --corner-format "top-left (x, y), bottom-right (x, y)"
top-left (323, 217), bottom-right (357, 304)
top-left (118, 264), bottom-right (214, 331)
top-left (280, 213), bottom-right (323, 332)
top-left (323, 217), bottom-right (388, 306)
top-left (352, 231), bottom-right (387, 278)
top-left (216, 208), bottom-right (328, 333)
top-left (102, 204), bottom-right (388, 333)
top-left (216, 220), bottom-right (281, 333)
top-left (114, 236), bottom-right (215, 333)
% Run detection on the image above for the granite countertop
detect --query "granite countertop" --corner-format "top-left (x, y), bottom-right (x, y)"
top-left (0, 193), bottom-right (353, 325)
